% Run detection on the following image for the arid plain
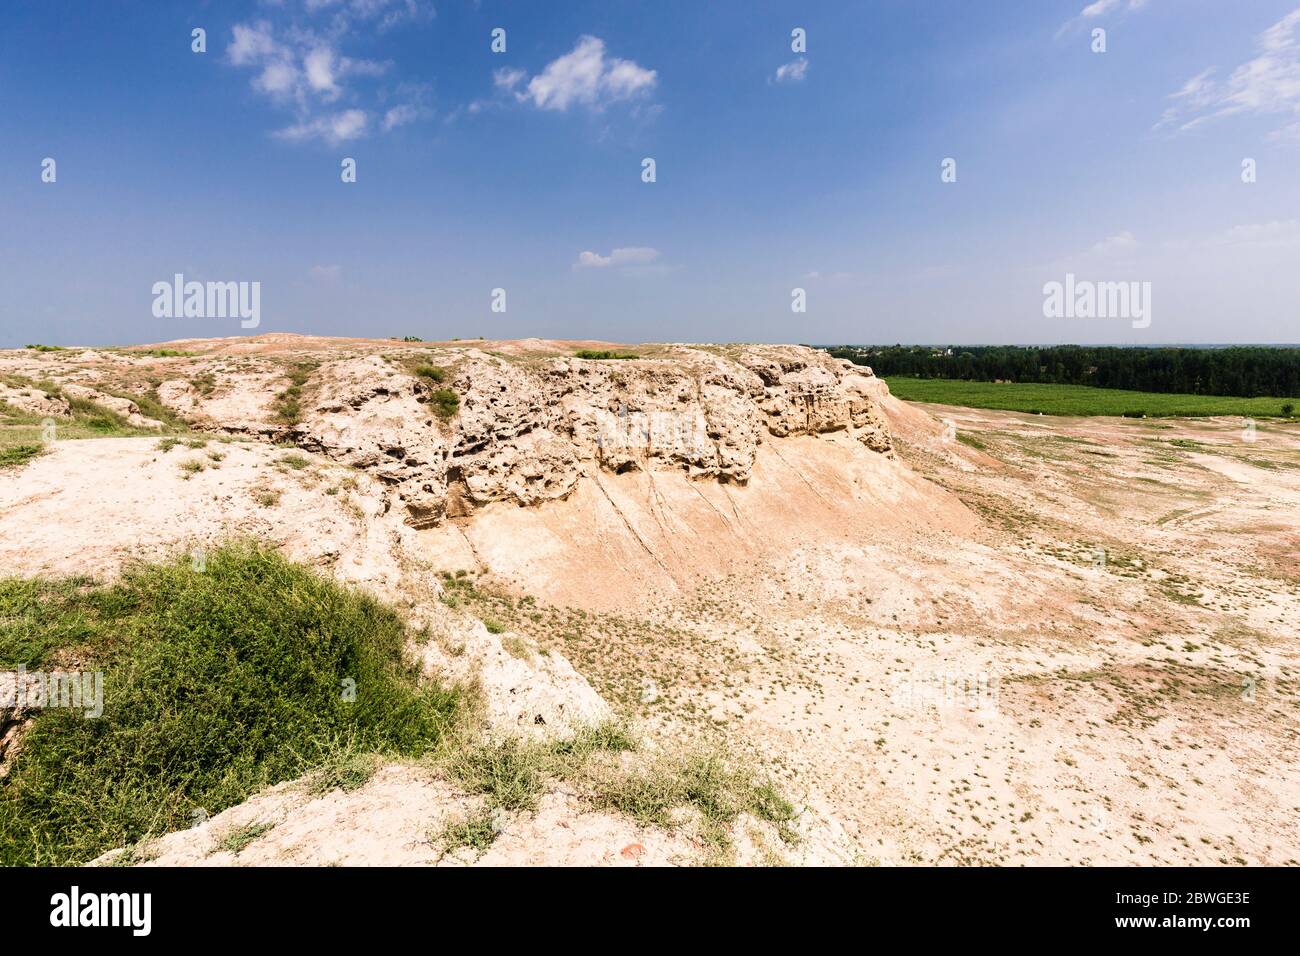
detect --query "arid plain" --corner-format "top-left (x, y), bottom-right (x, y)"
top-left (2, 335), bottom-right (1296, 865)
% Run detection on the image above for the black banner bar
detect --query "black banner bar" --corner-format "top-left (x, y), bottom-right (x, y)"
top-left (9, 865), bottom-right (1281, 942)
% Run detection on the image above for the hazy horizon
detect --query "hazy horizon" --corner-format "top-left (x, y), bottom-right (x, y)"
top-left (13, 336), bottom-right (1300, 351)
top-left (3, 0), bottom-right (1300, 348)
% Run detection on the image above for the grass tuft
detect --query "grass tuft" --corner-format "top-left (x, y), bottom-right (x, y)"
top-left (253, 488), bottom-right (282, 507)
top-left (429, 388), bottom-right (459, 420)
top-left (212, 821), bottom-right (274, 856)
top-left (272, 363), bottom-right (318, 428)
top-left (435, 809), bottom-right (499, 855)
top-left (0, 444), bottom-right (43, 468)
top-left (307, 750), bottom-right (381, 796)
top-left (590, 750), bottom-right (798, 860)
top-left (431, 722), bottom-right (789, 863)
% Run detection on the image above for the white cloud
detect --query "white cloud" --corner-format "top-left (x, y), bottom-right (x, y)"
top-left (1080, 0), bottom-right (1147, 17)
top-left (275, 109), bottom-right (369, 145)
top-left (574, 247), bottom-right (661, 269)
top-left (802, 269), bottom-right (857, 280)
top-left (304, 47), bottom-right (341, 98)
top-left (1158, 8), bottom-right (1300, 135)
top-left (381, 103), bottom-right (422, 131)
top-left (494, 67), bottom-right (526, 91)
top-left (310, 264), bottom-right (342, 283)
top-left (773, 58), bottom-right (808, 84)
top-left (232, 30), bottom-right (388, 106)
top-left (225, 7), bottom-right (408, 144)
top-left (1216, 219), bottom-right (1300, 246)
top-left (228, 21), bottom-right (278, 67)
top-left (255, 60), bottom-right (300, 97)
top-left (306, 0), bottom-right (432, 32)
top-left (514, 36), bottom-right (656, 111)
top-left (1091, 230), bottom-right (1138, 255)
top-left (602, 57), bottom-right (657, 98)
top-left (1173, 67), bottom-right (1217, 101)
top-left (1057, 0), bottom-right (1148, 39)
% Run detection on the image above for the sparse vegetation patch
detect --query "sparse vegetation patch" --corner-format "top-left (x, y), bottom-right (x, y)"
top-left (0, 544), bottom-right (459, 865)
top-left (574, 350), bottom-right (639, 360)
top-left (430, 388), bottom-right (459, 420)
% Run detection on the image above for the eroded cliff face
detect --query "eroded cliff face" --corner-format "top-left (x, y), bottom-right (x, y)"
top-left (0, 336), bottom-right (893, 530)
top-left (289, 345), bottom-right (891, 528)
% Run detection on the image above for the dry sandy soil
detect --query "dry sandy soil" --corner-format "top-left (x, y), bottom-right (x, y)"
top-left (2, 334), bottom-right (1297, 865)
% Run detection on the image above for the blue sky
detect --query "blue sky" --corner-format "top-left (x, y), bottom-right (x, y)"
top-left (1, 0), bottom-right (1298, 347)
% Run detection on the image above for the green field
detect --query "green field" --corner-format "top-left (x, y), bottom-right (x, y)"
top-left (883, 377), bottom-right (1298, 418)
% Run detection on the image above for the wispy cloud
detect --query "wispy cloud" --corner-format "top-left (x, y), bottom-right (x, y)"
top-left (1056, 0), bottom-right (1149, 39)
top-left (1091, 230), bottom-right (1138, 255)
top-left (381, 103), bottom-right (424, 131)
top-left (302, 0), bottom-right (433, 34)
top-left (274, 109), bottom-right (369, 145)
top-left (493, 67), bottom-right (526, 93)
top-left (1214, 219), bottom-right (1300, 247)
top-left (225, 2), bottom-right (432, 144)
top-left (802, 269), bottom-right (856, 280)
top-left (773, 58), bottom-right (808, 84)
top-left (1079, 0), bottom-right (1148, 17)
top-left (574, 247), bottom-right (661, 269)
top-left (310, 263), bottom-right (342, 283)
top-left (1156, 8), bottom-right (1300, 139)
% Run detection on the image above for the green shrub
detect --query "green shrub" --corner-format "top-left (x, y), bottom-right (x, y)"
top-left (430, 388), bottom-right (459, 420)
top-left (273, 363), bottom-right (318, 427)
top-left (436, 809), bottom-right (499, 854)
top-left (574, 350), bottom-right (638, 360)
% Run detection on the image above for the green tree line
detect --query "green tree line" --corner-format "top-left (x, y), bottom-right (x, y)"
top-left (824, 345), bottom-right (1300, 399)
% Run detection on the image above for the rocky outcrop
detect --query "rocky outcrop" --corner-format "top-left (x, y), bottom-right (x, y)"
top-left (0, 378), bottom-right (163, 430)
top-left (59, 383), bottom-right (164, 430)
top-left (290, 345), bottom-right (894, 528)
top-left (0, 382), bottom-right (70, 419)
top-left (418, 614), bottom-right (612, 739)
top-left (156, 366), bottom-right (289, 437)
top-left (2, 338), bottom-right (894, 528)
